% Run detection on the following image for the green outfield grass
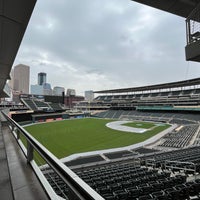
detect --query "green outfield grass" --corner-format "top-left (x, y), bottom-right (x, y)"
top-left (24, 118), bottom-right (170, 161)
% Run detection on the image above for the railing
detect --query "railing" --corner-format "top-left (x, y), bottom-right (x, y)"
top-left (165, 160), bottom-right (196, 175)
top-left (186, 3), bottom-right (200, 45)
top-left (1, 111), bottom-right (104, 200)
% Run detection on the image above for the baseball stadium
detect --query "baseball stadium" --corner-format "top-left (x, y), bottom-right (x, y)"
top-left (1, 1), bottom-right (200, 200)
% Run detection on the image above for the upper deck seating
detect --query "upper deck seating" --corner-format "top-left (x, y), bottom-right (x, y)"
top-left (23, 99), bottom-right (38, 111)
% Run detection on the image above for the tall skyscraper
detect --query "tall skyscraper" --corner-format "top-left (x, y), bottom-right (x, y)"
top-left (38, 72), bottom-right (46, 85)
top-left (31, 72), bottom-right (52, 95)
top-left (12, 64), bottom-right (30, 94)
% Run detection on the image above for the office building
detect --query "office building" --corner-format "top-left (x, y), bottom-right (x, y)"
top-left (66, 89), bottom-right (76, 96)
top-left (43, 83), bottom-right (52, 95)
top-left (12, 64), bottom-right (30, 94)
top-left (53, 86), bottom-right (65, 96)
top-left (85, 90), bottom-right (94, 101)
top-left (31, 84), bottom-right (43, 95)
top-left (38, 72), bottom-right (46, 85)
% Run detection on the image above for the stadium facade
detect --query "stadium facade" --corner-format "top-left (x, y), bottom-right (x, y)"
top-left (76, 77), bottom-right (200, 112)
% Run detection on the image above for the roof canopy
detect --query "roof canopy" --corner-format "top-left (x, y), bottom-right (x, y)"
top-left (94, 77), bottom-right (200, 94)
top-left (0, 0), bottom-right (36, 98)
top-left (131, 0), bottom-right (199, 18)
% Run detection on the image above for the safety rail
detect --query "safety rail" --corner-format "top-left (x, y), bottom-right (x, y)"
top-left (185, 2), bottom-right (200, 62)
top-left (186, 2), bottom-right (200, 45)
top-left (165, 160), bottom-right (196, 175)
top-left (1, 111), bottom-right (104, 200)
top-left (145, 158), bottom-right (157, 168)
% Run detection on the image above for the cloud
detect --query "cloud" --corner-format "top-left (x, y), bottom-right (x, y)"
top-left (14, 0), bottom-right (200, 96)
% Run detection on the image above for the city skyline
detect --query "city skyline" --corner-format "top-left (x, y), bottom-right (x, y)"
top-left (9, 66), bottom-right (81, 99)
top-left (30, 70), bottom-right (77, 95)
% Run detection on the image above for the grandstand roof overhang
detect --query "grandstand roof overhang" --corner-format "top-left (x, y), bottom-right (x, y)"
top-left (131, 0), bottom-right (199, 18)
top-left (0, 0), bottom-right (37, 98)
top-left (94, 77), bottom-right (200, 94)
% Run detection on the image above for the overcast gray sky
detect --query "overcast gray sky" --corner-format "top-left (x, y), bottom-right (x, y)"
top-left (14, 0), bottom-right (200, 96)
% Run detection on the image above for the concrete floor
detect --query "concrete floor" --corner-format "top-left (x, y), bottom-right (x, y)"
top-left (0, 123), bottom-right (14, 200)
top-left (0, 123), bottom-right (49, 200)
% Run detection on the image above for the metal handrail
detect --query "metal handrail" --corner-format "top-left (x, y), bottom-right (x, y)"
top-left (185, 2), bottom-right (200, 44)
top-left (165, 160), bottom-right (196, 173)
top-left (1, 111), bottom-right (104, 200)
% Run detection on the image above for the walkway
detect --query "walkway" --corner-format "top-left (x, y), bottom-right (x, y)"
top-left (0, 117), bottom-right (49, 200)
top-left (0, 122), bottom-right (13, 200)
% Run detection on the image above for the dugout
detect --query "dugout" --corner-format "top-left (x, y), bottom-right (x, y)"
top-left (32, 113), bottom-right (69, 123)
top-left (10, 110), bottom-right (34, 124)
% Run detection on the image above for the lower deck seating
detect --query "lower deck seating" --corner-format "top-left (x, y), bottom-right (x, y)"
top-left (43, 172), bottom-right (69, 199)
top-left (42, 160), bottom-right (200, 200)
top-left (41, 145), bottom-right (200, 199)
top-left (93, 110), bottom-right (200, 124)
top-left (141, 146), bottom-right (200, 173)
top-left (158, 125), bottom-right (199, 148)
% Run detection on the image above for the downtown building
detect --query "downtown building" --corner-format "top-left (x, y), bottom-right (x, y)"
top-left (53, 86), bottom-right (65, 96)
top-left (11, 64), bottom-right (30, 103)
top-left (31, 72), bottom-right (52, 95)
top-left (85, 90), bottom-right (94, 101)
